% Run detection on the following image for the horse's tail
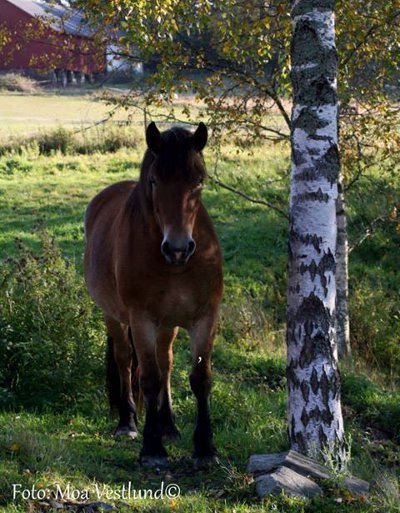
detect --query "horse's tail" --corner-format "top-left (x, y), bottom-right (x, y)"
top-left (106, 332), bottom-right (144, 415)
top-left (128, 328), bottom-right (144, 415)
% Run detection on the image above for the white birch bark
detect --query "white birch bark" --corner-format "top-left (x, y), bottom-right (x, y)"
top-left (336, 176), bottom-right (351, 358)
top-left (287, 0), bottom-right (344, 458)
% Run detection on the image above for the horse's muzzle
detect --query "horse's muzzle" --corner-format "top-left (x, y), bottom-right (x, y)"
top-left (161, 239), bottom-right (196, 266)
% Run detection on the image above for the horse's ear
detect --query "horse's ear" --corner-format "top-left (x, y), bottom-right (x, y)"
top-left (192, 122), bottom-right (208, 152)
top-left (146, 122), bottom-right (162, 154)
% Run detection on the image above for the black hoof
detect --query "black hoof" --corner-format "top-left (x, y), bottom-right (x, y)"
top-left (114, 425), bottom-right (138, 439)
top-left (161, 425), bottom-right (181, 443)
top-left (193, 454), bottom-right (219, 470)
top-left (140, 455), bottom-right (169, 468)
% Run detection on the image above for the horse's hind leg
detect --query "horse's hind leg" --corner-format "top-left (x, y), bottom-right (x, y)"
top-left (130, 314), bottom-right (168, 467)
top-left (156, 327), bottom-right (181, 442)
top-left (105, 316), bottom-right (138, 439)
top-left (189, 311), bottom-right (219, 469)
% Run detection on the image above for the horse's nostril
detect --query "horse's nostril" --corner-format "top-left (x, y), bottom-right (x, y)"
top-left (161, 240), bottom-right (171, 256)
top-left (188, 240), bottom-right (196, 255)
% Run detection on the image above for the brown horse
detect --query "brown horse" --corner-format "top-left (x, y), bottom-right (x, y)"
top-left (84, 122), bottom-right (223, 468)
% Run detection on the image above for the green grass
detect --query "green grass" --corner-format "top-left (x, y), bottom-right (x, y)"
top-left (0, 93), bottom-right (400, 512)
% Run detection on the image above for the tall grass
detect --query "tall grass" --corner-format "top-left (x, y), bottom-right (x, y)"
top-left (0, 125), bottom-right (140, 156)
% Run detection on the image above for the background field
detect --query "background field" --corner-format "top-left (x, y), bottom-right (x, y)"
top-left (0, 92), bottom-right (399, 513)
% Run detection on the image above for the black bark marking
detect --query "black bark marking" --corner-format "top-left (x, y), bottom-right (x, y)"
top-left (310, 367), bottom-right (319, 394)
top-left (293, 147), bottom-right (307, 166)
top-left (298, 248), bottom-right (335, 294)
top-left (308, 406), bottom-right (334, 425)
top-left (295, 431), bottom-right (307, 454)
top-left (294, 167), bottom-right (317, 182)
top-left (301, 381), bottom-right (310, 403)
top-left (293, 66), bottom-right (337, 106)
top-left (291, 414), bottom-right (297, 441)
top-left (287, 358), bottom-right (301, 388)
top-left (315, 144), bottom-right (340, 186)
top-left (294, 108), bottom-right (329, 135)
top-left (319, 248), bottom-right (336, 294)
top-left (301, 407), bottom-right (310, 426)
top-left (292, 22), bottom-right (320, 67)
top-left (296, 293), bottom-right (333, 369)
top-left (294, 187), bottom-right (330, 203)
top-left (290, 229), bottom-right (323, 253)
top-left (320, 368), bottom-right (330, 407)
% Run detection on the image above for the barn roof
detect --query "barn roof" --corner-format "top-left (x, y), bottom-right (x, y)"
top-left (5, 0), bottom-right (94, 38)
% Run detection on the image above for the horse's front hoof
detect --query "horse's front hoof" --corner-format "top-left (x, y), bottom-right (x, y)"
top-left (114, 425), bottom-right (138, 439)
top-left (140, 455), bottom-right (169, 468)
top-left (193, 454), bottom-right (220, 470)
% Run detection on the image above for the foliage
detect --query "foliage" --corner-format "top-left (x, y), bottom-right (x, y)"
top-left (0, 125), bottom-right (139, 156)
top-left (0, 73), bottom-right (40, 94)
top-left (0, 230), bottom-right (105, 411)
top-left (67, 0), bottom-right (400, 170)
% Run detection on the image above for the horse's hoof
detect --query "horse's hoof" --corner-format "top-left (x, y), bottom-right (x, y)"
top-left (162, 426), bottom-right (181, 443)
top-left (193, 454), bottom-right (220, 470)
top-left (140, 455), bottom-right (169, 468)
top-left (114, 426), bottom-right (138, 439)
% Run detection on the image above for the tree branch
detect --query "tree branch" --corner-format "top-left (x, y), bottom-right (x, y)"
top-left (208, 176), bottom-right (289, 219)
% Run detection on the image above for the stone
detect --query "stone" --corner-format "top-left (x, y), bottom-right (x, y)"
top-left (248, 450), bottom-right (370, 498)
top-left (247, 451), bottom-right (288, 474)
top-left (255, 466), bottom-right (322, 499)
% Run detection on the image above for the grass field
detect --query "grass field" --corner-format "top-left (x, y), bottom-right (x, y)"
top-left (0, 93), bottom-right (399, 513)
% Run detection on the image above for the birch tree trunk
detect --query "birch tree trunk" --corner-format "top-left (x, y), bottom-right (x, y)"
top-left (287, 0), bottom-right (344, 458)
top-left (336, 176), bottom-right (351, 358)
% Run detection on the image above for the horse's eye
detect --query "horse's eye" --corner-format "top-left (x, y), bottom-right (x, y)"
top-left (149, 177), bottom-right (157, 187)
top-left (196, 177), bottom-right (204, 188)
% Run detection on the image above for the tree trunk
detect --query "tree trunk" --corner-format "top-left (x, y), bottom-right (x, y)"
top-left (287, 0), bottom-right (344, 458)
top-left (336, 176), bottom-right (351, 358)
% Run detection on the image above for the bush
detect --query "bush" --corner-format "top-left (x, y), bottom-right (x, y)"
top-left (0, 125), bottom-right (139, 156)
top-left (0, 73), bottom-right (40, 93)
top-left (37, 126), bottom-right (75, 155)
top-left (0, 231), bottom-right (105, 412)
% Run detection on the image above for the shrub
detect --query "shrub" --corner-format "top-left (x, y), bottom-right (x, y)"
top-left (0, 73), bottom-right (39, 93)
top-left (37, 126), bottom-right (75, 155)
top-left (0, 231), bottom-right (105, 412)
top-left (0, 125), bottom-right (139, 156)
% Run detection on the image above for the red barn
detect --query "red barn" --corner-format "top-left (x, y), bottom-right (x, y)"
top-left (0, 0), bottom-right (106, 83)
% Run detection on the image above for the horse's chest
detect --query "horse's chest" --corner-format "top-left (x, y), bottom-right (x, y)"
top-left (156, 285), bottom-right (199, 324)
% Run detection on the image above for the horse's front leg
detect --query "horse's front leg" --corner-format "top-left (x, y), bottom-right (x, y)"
top-left (189, 310), bottom-right (219, 469)
top-left (129, 314), bottom-right (168, 467)
top-left (156, 327), bottom-right (181, 442)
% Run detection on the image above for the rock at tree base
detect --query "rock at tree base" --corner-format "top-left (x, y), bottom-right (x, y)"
top-left (255, 466), bottom-right (322, 499)
top-left (248, 450), bottom-right (369, 500)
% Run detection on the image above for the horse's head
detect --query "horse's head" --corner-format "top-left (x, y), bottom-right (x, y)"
top-left (145, 122), bottom-right (208, 266)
